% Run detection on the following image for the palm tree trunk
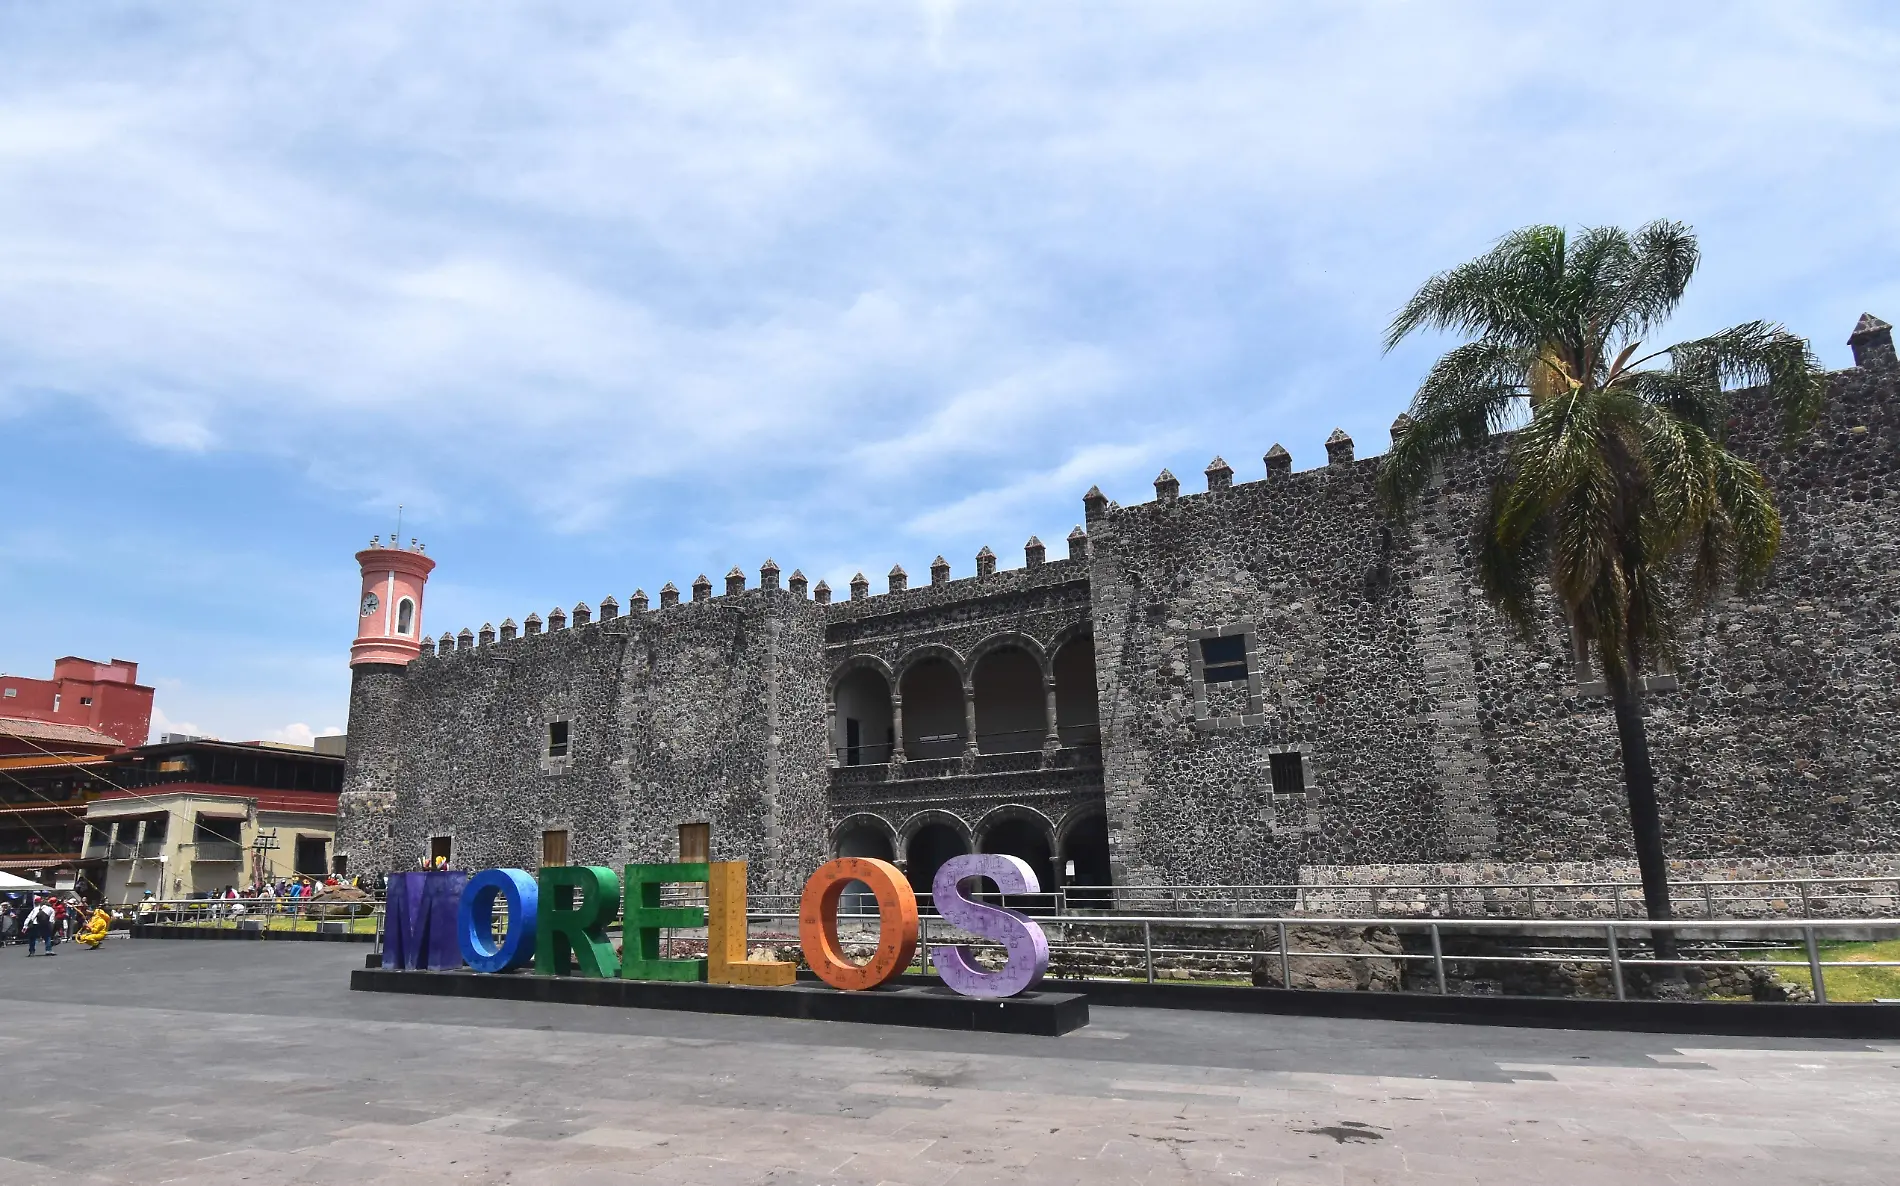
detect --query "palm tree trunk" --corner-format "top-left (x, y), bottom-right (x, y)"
top-left (1606, 660), bottom-right (1681, 967)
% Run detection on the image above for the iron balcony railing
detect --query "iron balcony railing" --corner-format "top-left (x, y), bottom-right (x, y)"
top-left (188, 840), bottom-right (244, 862)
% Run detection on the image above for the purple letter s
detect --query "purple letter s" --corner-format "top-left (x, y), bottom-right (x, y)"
top-left (929, 853), bottom-right (1050, 998)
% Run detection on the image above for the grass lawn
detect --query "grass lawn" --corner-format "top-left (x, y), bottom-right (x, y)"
top-left (1745, 939), bottom-right (1900, 1002)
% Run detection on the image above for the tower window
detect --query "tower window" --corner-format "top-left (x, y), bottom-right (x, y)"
top-left (547, 720), bottom-right (569, 758)
top-left (80, 697), bottom-right (92, 706)
top-left (396, 598), bottom-right (415, 635)
top-left (1269, 751), bottom-right (1306, 795)
top-left (1199, 635), bottom-right (1249, 683)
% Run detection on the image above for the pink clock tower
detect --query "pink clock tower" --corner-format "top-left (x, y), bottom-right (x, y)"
top-left (350, 536), bottom-right (436, 667)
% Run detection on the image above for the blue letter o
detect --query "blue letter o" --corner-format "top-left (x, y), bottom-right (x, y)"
top-left (458, 868), bottom-right (539, 973)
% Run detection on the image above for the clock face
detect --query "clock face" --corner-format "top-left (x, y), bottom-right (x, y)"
top-left (361, 592), bottom-right (380, 617)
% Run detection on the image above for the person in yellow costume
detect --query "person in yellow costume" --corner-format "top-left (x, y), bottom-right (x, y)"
top-left (76, 906), bottom-right (111, 949)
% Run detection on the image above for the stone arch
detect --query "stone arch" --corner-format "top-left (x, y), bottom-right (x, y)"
top-left (891, 642), bottom-right (966, 684)
top-left (1045, 620), bottom-right (1094, 661)
top-left (831, 660), bottom-right (894, 766)
top-left (1055, 806), bottom-right (1113, 905)
top-left (974, 804), bottom-right (1058, 896)
top-left (1051, 630), bottom-right (1100, 746)
top-left (831, 813), bottom-right (899, 917)
top-left (898, 809), bottom-right (972, 899)
top-left (897, 808), bottom-right (973, 849)
top-left (827, 653), bottom-right (894, 693)
top-left (966, 631), bottom-right (1049, 678)
top-left (831, 813), bottom-right (898, 859)
top-left (895, 647), bottom-right (967, 759)
top-left (970, 635), bottom-right (1049, 754)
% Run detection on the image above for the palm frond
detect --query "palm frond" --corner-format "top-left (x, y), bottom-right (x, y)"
top-left (1384, 225), bottom-right (1565, 352)
top-left (1711, 451), bottom-right (1780, 593)
top-left (1663, 321), bottom-right (1826, 440)
top-left (1474, 480), bottom-right (1548, 640)
top-left (1617, 220), bottom-right (1699, 337)
top-left (1377, 340), bottom-right (1530, 511)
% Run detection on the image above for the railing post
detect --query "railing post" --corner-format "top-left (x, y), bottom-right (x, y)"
top-left (1804, 925), bottom-right (1827, 1004)
top-left (1701, 882), bottom-right (1715, 920)
top-left (1606, 924), bottom-right (1626, 1001)
top-left (1278, 920), bottom-right (1291, 990)
top-left (1799, 880), bottom-right (1813, 919)
top-left (1235, 887), bottom-right (1243, 917)
top-left (1142, 920), bottom-right (1154, 984)
top-left (918, 915), bottom-right (930, 975)
top-left (1429, 923), bottom-right (1447, 995)
top-left (1526, 885), bottom-right (1536, 918)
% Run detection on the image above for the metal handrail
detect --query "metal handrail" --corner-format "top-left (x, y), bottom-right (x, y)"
top-left (692, 910), bottom-right (1900, 1005)
top-left (1046, 876), bottom-right (1900, 920)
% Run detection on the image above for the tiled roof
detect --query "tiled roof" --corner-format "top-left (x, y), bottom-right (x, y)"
top-left (0, 717), bottom-right (124, 751)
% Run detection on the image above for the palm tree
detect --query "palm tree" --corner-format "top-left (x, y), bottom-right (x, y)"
top-left (1378, 222), bottom-right (1825, 967)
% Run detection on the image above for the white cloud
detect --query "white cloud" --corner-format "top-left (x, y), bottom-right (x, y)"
top-left (2, 2), bottom-right (1897, 743)
top-left (147, 706), bottom-right (205, 745)
top-left (265, 722), bottom-right (344, 748)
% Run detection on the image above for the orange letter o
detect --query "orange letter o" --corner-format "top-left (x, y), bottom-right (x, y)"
top-left (798, 858), bottom-right (918, 991)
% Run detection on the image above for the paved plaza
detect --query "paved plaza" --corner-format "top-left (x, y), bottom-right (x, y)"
top-left (1, 940), bottom-right (1895, 1184)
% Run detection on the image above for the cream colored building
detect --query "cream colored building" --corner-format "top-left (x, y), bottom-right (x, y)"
top-left (80, 739), bottom-right (344, 903)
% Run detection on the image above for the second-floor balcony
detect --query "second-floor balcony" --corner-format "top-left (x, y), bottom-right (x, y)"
top-left (190, 840), bottom-right (244, 863)
top-left (88, 838), bottom-right (168, 861)
top-left (834, 726), bottom-right (1103, 786)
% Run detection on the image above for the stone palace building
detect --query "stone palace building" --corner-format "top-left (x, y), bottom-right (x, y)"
top-left (336, 315), bottom-right (1900, 897)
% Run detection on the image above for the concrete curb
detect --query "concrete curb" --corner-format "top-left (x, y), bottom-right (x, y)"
top-left (133, 924), bottom-right (377, 944)
top-left (351, 967), bottom-right (1090, 1035)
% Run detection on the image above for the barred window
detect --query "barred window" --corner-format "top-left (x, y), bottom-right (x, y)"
top-left (1269, 751), bottom-right (1306, 795)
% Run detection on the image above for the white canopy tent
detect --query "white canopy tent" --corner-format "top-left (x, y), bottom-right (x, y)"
top-left (0, 871), bottom-right (52, 892)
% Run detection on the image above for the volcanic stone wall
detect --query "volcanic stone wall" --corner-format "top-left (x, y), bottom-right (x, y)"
top-left (1085, 450), bottom-right (1456, 887)
top-left (342, 316), bottom-right (1900, 893)
top-left (337, 589), bottom-right (830, 895)
top-left (1089, 324), bottom-right (1900, 887)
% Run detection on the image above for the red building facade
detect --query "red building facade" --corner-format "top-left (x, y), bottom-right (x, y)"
top-left (0, 657), bottom-right (154, 757)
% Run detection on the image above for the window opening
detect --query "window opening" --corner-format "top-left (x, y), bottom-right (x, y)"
top-left (294, 836), bottom-right (328, 876)
top-left (429, 836), bottom-right (452, 865)
top-left (53, 694), bottom-right (61, 711)
top-left (1200, 636), bottom-right (1249, 683)
top-left (542, 829), bottom-right (569, 867)
top-left (396, 598), bottom-right (415, 636)
top-left (547, 720), bottom-right (569, 758)
top-left (80, 696), bottom-right (93, 706)
top-left (332, 853), bottom-right (349, 876)
top-left (1269, 751), bottom-right (1306, 795)
top-left (677, 822), bottom-right (710, 863)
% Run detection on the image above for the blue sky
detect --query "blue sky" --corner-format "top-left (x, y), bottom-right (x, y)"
top-left (2, 2), bottom-right (1897, 744)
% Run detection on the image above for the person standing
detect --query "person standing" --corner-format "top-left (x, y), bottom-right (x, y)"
top-left (23, 897), bottom-right (55, 956)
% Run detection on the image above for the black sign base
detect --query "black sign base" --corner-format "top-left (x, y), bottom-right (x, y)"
top-left (350, 968), bottom-right (1089, 1036)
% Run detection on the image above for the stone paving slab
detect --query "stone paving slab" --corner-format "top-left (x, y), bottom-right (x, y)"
top-left (1, 939), bottom-right (1896, 1183)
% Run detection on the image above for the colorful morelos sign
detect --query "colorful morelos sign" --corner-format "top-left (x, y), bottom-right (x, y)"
top-left (384, 853), bottom-right (1052, 1000)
